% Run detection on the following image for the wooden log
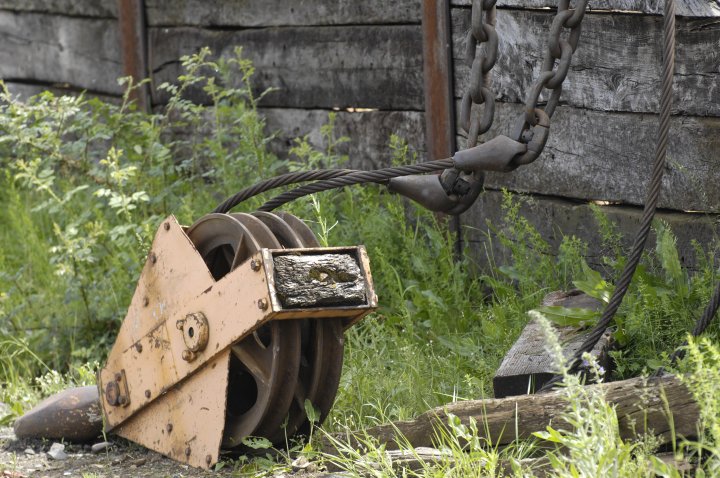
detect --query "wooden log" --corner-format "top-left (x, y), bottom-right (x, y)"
top-left (145, 0), bottom-right (422, 27)
top-left (0, 0), bottom-right (117, 17)
top-left (493, 291), bottom-right (611, 398)
top-left (348, 375), bottom-right (698, 450)
top-left (260, 107), bottom-right (426, 170)
top-left (149, 25), bottom-right (424, 109)
top-left (451, 8), bottom-right (720, 116)
top-left (460, 189), bottom-right (720, 273)
top-left (456, 102), bottom-right (720, 213)
top-left (273, 253), bottom-right (367, 308)
top-left (0, 11), bottom-right (123, 95)
top-left (452, 0), bottom-right (720, 17)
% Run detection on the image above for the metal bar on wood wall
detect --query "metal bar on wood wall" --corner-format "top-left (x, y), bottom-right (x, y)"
top-left (421, 0), bottom-right (461, 256)
top-left (421, 0), bottom-right (456, 161)
top-left (118, 0), bottom-right (150, 112)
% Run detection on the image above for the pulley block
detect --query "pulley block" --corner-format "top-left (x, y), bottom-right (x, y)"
top-left (15, 212), bottom-right (376, 470)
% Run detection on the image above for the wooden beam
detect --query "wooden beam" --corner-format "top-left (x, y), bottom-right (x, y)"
top-left (117, 0), bottom-right (150, 111)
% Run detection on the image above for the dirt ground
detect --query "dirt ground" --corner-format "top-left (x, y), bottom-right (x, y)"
top-left (0, 427), bottom-right (342, 478)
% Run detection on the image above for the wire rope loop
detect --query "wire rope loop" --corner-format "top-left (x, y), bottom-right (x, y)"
top-left (544, 40), bottom-right (573, 89)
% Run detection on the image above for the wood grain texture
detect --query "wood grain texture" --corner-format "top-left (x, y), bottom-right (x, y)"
top-left (451, 8), bottom-right (720, 116)
top-left (274, 254), bottom-right (366, 308)
top-left (340, 375), bottom-right (698, 450)
top-left (461, 189), bottom-right (720, 273)
top-left (0, 0), bottom-right (117, 17)
top-left (456, 102), bottom-right (720, 212)
top-left (145, 0), bottom-right (422, 27)
top-left (0, 11), bottom-right (123, 94)
top-left (452, 0), bottom-right (720, 17)
top-left (493, 293), bottom-right (610, 398)
top-left (149, 25), bottom-right (424, 110)
top-left (262, 108), bottom-right (426, 170)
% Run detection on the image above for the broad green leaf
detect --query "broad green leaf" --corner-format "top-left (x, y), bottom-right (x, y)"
top-left (530, 306), bottom-right (600, 327)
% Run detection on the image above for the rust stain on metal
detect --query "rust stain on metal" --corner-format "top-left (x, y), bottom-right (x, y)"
top-left (117, 0), bottom-right (150, 111)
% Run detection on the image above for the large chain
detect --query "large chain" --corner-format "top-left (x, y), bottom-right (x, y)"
top-left (509, 0), bottom-right (588, 167)
top-left (459, 0), bottom-right (499, 149)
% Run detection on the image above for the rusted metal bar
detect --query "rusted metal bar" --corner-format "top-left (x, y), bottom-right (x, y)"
top-left (421, 0), bottom-right (462, 255)
top-left (117, 0), bottom-right (150, 111)
top-left (421, 0), bottom-right (456, 161)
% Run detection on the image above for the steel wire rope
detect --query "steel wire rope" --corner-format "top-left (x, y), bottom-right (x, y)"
top-left (257, 159), bottom-right (455, 212)
top-left (539, 0), bottom-right (676, 391)
top-left (212, 169), bottom-right (357, 214)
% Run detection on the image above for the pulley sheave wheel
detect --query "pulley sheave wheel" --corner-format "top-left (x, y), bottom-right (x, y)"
top-left (253, 211), bottom-right (345, 441)
top-left (186, 213), bottom-right (301, 447)
top-left (186, 212), bottom-right (345, 446)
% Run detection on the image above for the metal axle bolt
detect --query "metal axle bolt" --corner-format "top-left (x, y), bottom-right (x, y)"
top-left (250, 259), bottom-right (261, 271)
top-left (257, 298), bottom-right (268, 310)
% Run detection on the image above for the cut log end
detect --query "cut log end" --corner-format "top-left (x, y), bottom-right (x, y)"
top-left (273, 253), bottom-right (367, 308)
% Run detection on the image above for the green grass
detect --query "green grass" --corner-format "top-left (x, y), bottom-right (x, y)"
top-left (2, 47), bottom-right (720, 476)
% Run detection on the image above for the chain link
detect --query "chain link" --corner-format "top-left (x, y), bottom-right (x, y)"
top-left (521, 0), bottom-right (588, 128)
top-left (459, 0), bottom-right (499, 149)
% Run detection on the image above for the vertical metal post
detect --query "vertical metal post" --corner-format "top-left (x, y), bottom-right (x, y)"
top-left (117, 0), bottom-right (150, 112)
top-left (421, 0), bottom-right (462, 257)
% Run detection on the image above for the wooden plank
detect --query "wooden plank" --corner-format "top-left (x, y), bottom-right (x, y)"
top-left (145, 0), bottom-right (422, 27)
top-left (493, 291), bottom-right (610, 398)
top-left (422, 0), bottom-right (456, 161)
top-left (0, 11), bottom-right (124, 95)
top-left (451, 0), bottom-right (720, 17)
top-left (451, 8), bottom-right (720, 116)
top-left (460, 189), bottom-right (720, 273)
top-left (260, 108), bottom-right (426, 171)
top-left (332, 375), bottom-right (698, 450)
top-left (273, 253), bottom-right (366, 308)
top-left (149, 25), bottom-right (424, 110)
top-left (455, 102), bottom-right (720, 212)
top-left (0, 0), bottom-right (117, 17)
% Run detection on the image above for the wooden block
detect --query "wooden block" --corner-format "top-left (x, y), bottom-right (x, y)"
top-left (492, 290), bottom-right (611, 398)
top-left (273, 253), bottom-right (367, 308)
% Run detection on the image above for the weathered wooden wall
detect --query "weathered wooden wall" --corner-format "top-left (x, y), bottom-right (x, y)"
top-left (450, 0), bottom-right (720, 268)
top-left (1, 0), bottom-right (719, 268)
